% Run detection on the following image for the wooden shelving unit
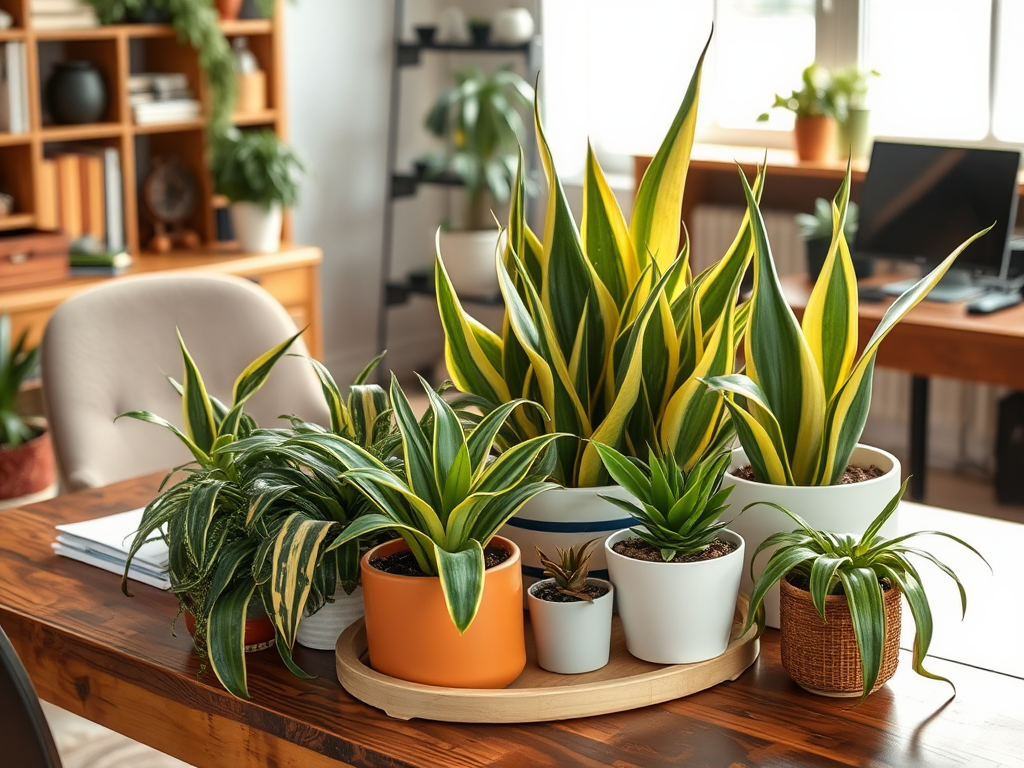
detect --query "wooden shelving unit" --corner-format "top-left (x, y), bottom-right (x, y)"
top-left (0, 0), bottom-right (289, 253)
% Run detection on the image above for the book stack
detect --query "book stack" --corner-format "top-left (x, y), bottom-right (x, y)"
top-left (0, 42), bottom-right (29, 133)
top-left (30, 0), bottom-right (98, 30)
top-left (52, 508), bottom-right (170, 590)
top-left (38, 147), bottom-right (125, 252)
top-left (129, 72), bottom-right (202, 125)
top-left (69, 248), bottom-right (132, 276)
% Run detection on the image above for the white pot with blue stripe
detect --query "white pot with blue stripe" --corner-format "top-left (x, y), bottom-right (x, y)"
top-left (500, 484), bottom-right (638, 590)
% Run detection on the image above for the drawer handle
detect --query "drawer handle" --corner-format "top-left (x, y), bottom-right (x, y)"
top-left (5, 252), bottom-right (31, 265)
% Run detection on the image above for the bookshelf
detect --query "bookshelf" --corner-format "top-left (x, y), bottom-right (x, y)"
top-left (0, 0), bottom-right (289, 253)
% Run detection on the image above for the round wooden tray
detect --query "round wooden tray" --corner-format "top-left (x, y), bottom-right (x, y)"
top-left (335, 594), bottom-right (760, 722)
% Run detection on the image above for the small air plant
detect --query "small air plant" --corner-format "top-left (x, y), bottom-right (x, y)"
top-left (536, 538), bottom-right (600, 602)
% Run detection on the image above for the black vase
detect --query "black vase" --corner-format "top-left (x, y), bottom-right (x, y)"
top-left (469, 22), bottom-right (491, 46)
top-left (46, 61), bottom-right (107, 125)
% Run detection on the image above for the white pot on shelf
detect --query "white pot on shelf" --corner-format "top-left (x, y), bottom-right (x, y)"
top-left (722, 444), bottom-right (901, 629)
top-left (527, 577), bottom-right (614, 674)
top-left (605, 528), bottom-right (744, 664)
top-left (230, 201), bottom-right (282, 253)
top-left (295, 584), bottom-right (365, 651)
top-left (437, 229), bottom-right (502, 298)
top-left (493, 8), bottom-right (535, 44)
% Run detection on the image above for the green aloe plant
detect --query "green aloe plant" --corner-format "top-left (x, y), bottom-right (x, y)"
top-left (120, 328), bottom-right (302, 699)
top-left (741, 479), bottom-right (989, 700)
top-left (593, 444), bottom-right (733, 561)
top-left (321, 374), bottom-right (564, 633)
top-left (436, 35), bottom-right (759, 488)
top-left (535, 538), bottom-right (600, 601)
top-left (703, 168), bottom-right (989, 485)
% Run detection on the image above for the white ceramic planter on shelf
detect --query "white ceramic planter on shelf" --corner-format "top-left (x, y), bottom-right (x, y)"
top-left (231, 201), bottom-right (282, 253)
top-left (723, 444), bottom-right (901, 629)
top-left (500, 484), bottom-right (637, 591)
top-left (527, 577), bottom-right (614, 674)
top-left (295, 585), bottom-right (365, 651)
top-left (437, 229), bottom-right (502, 298)
top-left (605, 529), bottom-right (744, 664)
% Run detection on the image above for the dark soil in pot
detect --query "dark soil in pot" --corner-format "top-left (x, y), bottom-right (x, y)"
top-left (371, 544), bottom-right (510, 576)
top-left (733, 464), bottom-right (886, 484)
top-left (612, 537), bottom-right (736, 563)
top-left (532, 582), bottom-right (610, 602)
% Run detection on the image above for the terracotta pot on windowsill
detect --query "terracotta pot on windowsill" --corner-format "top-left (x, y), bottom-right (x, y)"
top-left (216, 0), bottom-right (243, 21)
top-left (793, 115), bottom-right (837, 163)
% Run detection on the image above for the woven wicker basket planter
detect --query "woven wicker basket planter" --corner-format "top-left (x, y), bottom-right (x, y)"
top-left (779, 576), bottom-right (901, 697)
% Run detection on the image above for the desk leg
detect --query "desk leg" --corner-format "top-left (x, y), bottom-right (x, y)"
top-left (909, 376), bottom-right (929, 501)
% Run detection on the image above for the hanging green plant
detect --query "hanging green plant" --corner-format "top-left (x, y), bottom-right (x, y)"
top-left (84, 0), bottom-right (237, 136)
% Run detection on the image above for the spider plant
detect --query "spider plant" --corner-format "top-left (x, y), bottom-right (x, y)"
top-left (741, 479), bottom-right (989, 700)
top-left (703, 166), bottom-right (989, 485)
top-left (436, 33), bottom-right (757, 488)
top-left (316, 374), bottom-right (564, 632)
top-left (593, 444), bottom-right (733, 561)
top-left (119, 327), bottom-right (302, 699)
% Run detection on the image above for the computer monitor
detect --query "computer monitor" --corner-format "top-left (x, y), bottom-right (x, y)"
top-left (853, 141), bottom-right (1022, 301)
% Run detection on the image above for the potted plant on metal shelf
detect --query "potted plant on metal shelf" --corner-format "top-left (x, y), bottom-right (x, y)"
top-left (435, 35), bottom-right (757, 588)
top-left (741, 479), bottom-right (988, 700)
top-left (703, 167), bottom-right (989, 627)
top-left (120, 327), bottom-right (304, 699)
top-left (418, 64), bottom-right (534, 298)
top-left (595, 445), bottom-right (743, 664)
top-left (222, 352), bottom-right (399, 655)
top-left (211, 127), bottom-right (305, 253)
top-left (526, 538), bottom-right (614, 674)
top-left (314, 374), bottom-right (564, 688)
top-left (757, 63), bottom-right (839, 162)
top-left (0, 314), bottom-right (56, 507)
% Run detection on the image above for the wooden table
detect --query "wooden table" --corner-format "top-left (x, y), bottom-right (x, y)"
top-left (2, 475), bottom-right (1022, 767)
top-left (783, 273), bottom-right (1024, 499)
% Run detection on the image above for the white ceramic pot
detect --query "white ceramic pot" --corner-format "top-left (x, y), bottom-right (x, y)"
top-left (723, 444), bottom-right (901, 629)
top-left (437, 229), bottom-right (502, 298)
top-left (605, 528), bottom-right (744, 664)
top-left (492, 8), bottom-right (535, 44)
top-left (500, 484), bottom-right (637, 591)
top-left (295, 584), bottom-right (365, 651)
top-left (527, 577), bottom-right (614, 674)
top-left (230, 201), bottom-right (282, 253)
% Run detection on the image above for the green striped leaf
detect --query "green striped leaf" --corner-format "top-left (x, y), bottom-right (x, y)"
top-left (177, 329), bottom-right (217, 452)
top-left (232, 329), bottom-right (304, 406)
top-left (115, 411), bottom-right (210, 465)
top-left (270, 514), bottom-right (336, 648)
top-left (206, 582), bottom-right (256, 699)
top-left (582, 142), bottom-right (637, 307)
top-left (435, 541), bottom-right (485, 633)
top-left (301, 355), bottom-right (348, 435)
top-left (389, 372), bottom-right (443, 512)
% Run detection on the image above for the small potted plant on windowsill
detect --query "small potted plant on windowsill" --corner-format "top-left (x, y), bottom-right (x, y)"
top-left (757, 63), bottom-right (839, 162)
top-left (595, 446), bottom-right (743, 665)
top-left (703, 168), bottom-right (989, 627)
top-left (831, 65), bottom-right (879, 161)
top-left (527, 538), bottom-right (614, 674)
top-left (212, 128), bottom-right (305, 253)
top-left (741, 479), bottom-right (988, 701)
top-left (0, 314), bottom-right (56, 507)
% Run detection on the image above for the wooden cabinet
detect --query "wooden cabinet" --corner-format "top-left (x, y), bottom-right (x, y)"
top-left (0, 244), bottom-right (323, 358)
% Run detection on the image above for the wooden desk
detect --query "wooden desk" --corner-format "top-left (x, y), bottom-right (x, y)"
top-left (0, 244), bottom-right (324, 359)
top-left (0, 475), bottom-right (1021, 768)
top-left (783, 273), bottom-right (1024, 498)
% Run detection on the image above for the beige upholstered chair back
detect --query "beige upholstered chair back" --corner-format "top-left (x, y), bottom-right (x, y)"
top-left (41, 273), bottom-right (329, 492)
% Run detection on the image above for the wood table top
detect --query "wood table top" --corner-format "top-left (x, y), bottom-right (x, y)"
top-left (0, 474), bottom-right (1022, 768)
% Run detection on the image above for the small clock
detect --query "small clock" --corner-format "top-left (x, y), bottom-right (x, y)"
top-left (143, 157), bottom-right (201, 252)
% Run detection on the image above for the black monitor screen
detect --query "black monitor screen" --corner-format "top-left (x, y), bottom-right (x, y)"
top-left (853, 141), bottom-right (1021, 277)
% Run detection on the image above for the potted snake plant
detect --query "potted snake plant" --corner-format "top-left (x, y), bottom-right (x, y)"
top-left (120, 327), bottom-right (303, 699)
top-left (312, 374), bottom-right (564, 688)
top-left (436, 34), bottom-right (759, 587)
top-left (526, 538), bottom-right (614, 674)
top-left (595, 445), bottom-right (742, 664)
top-left (742, 479), bottom-right (988, 700)
top-left (703, 167), bottom-right (989, 627)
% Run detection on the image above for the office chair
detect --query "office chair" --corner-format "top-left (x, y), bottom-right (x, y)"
top-left (0, 623), bottom-right (63, 768)
top-left (41, 273), bottom-right (330, 492)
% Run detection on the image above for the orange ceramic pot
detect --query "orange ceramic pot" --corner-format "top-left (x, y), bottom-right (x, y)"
top-left (0, 429), bottom-right (56, 501)
top-left (183, 609), bottom-right (276, 653)
top-left (361, 536), bottom-right (526, 688)
top-left (794, 115), bottom-right (837, 162)
top-left (215, 0), bottom-right (243, 20)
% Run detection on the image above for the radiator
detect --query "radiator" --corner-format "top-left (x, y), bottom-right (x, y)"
top-left (690, 204), bottom-right (1004, 473)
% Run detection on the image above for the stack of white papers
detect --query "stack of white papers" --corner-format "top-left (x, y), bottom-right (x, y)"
top-left (52, 508), bottom-right (170, 590)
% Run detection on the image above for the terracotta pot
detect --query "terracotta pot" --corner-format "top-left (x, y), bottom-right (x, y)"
top-left (183, 609), bottom-right (276, 653)
top-left (215, 0), bottom-right (243, 20)
top-left (780, 576), bottom-right (901, 697)
top-left (360, 536), bottom-right (526, 688)
top-left (793, 115), bottom-right (837, 162)
top-left (0, 429), bottom-right (56, 501)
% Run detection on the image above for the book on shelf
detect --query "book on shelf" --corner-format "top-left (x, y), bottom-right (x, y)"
top-left (0, 42), bottom-right (28, 134)
top-left (69, 249), bottom-right (132, 268)
top-left (30, 0), bottom-right (98, 31)
top-left (128, 72), bottom-right (190, 94)
top-left (47, 147), bottom-right (125, 251)
top-left (132, 98), bottom-right (202, 125)
top-left (52, 508), bottom-right (170, 591)
top-left (31, 0), bottom-right (93, 12)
